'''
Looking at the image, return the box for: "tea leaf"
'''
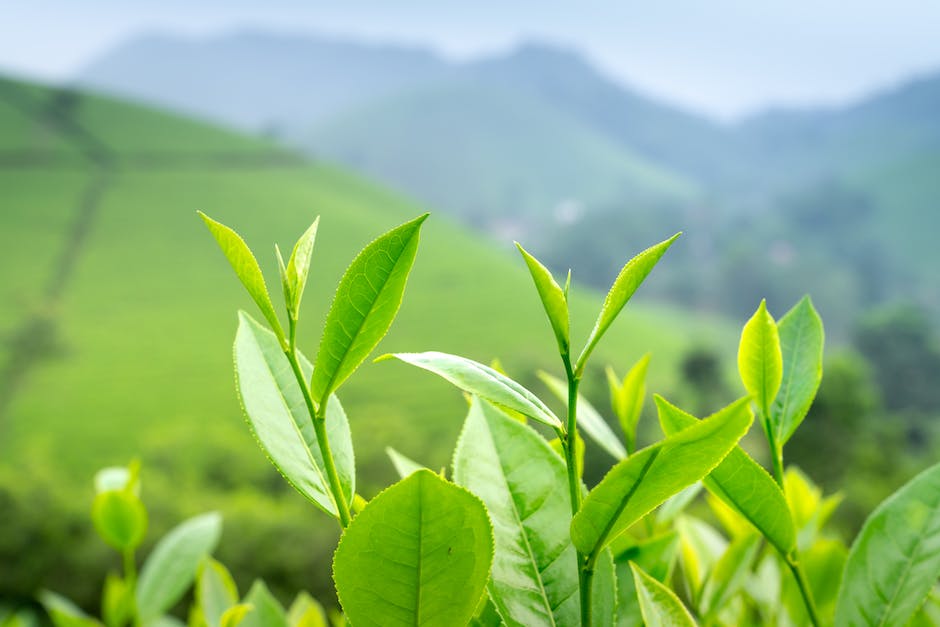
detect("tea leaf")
[835,462,940,626]
[538,370,626,460]
[333,470,493,627]
[197,559,239,627]
[737,300,782,418]
[576,234,679,374]
[91,490,147,551]
[235,312,355,517]
[312,214,427,402]
[515,242,569,355]
[607,354,650,453]
[136,512,222,623]
[772,296,824,444]
[453,398,579,625]
[612,532,680,627]
[385,447,426,479]
[285,217,320,320]
[287,592,328,627]
[572,398,751,556]
[239,581,288,627]
[699,534,761,619]
[655,396,796,557]
[102,574,132,627]
[382,352,561,429]
[39,590,103,627]
[199,212,283,340]
[220,605,253,627]
[630,563,697,627]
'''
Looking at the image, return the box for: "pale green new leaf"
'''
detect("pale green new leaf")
[285,217,319,319]
[287,592,328,627]
[197,559,239,627]
[538,370,626,460]
[235,312,355,517]
[576,234,679,374]
[333,470,493,627]
[91,490,147,551]
[737,299,782,417]
[311,214,427,402]
[102,573,132,627]
[136,512,222,623]
[516,242,569,355]
[199,212,283,339]
[39,591,103,627]
[607,354,650,454]
[383,352,561,429]
[612,532,679,627]
[655,396,796,557]
[835,462,940,626]
[220,605,253,627]
[385,447,427,479]
[239,581,288,627]
[772,296,824,444]
[630,563,697,627]
[452,397,580,626]
[571,398,752,556]
[699,534,760,619]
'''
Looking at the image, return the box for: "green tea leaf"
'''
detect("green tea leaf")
[538,370,626,460]
[102,573,132,627]
[285,217,319,320]
[91,490,147,551]
[312,214,427,402]
[572,398,751,556]
[220,605,253,627]
[235,312,355,517]
[612,532,679,627]
[333,470,493,627]
[699,534,760,619]
[576,234,679,374]
[136,512,222,623]
[385,447,427,479]
[197,559,239,627]
[287,592,328,627]
[199,212,283,340]
[383,352,561,429]
[630,563,697,627]
[835,462,940,626]
[453,398,579,625]
[676,517,727,607]
[515,242,570,355]
[468,595,502,627]
[39,590,103,627]
[737,300,782,418]
[772,296,824,444]
[239,581,288,627]
[655,396,795,557]
[607,355,650,454]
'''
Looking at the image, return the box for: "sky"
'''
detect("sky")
[4,1,940,120]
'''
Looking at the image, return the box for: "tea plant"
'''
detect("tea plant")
[194,211,940,626]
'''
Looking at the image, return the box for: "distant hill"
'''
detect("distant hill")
[78,30,449,132]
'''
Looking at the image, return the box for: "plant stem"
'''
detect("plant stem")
[562,354,592,627]
[284,348,352,528]
[787,557,821,627]
[762,412,785,487]
[123,548,140,627]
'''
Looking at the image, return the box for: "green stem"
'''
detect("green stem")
[561,354,591,627]
[284,348,352,528]
[787,557,821,627]
[123,548,139,627]
[761,411,785,487]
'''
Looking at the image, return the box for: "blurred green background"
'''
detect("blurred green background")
[2,1,940,616]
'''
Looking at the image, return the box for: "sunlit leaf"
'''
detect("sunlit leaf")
[197,559,239,627]
[285,217,320,320]
[630,563,697,627]
[772,296,824,444]
[333,470,493,627]
[737,299,782,418]
[311,214,427,402]
[607,354,650,454]
[516,242,570,355]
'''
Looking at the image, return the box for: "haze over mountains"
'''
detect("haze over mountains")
[77,30,940,329]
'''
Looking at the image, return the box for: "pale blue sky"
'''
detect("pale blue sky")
[4,1,940,119]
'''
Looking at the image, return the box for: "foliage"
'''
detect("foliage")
[28,214,940,626]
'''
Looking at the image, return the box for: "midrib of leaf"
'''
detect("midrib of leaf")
[874,495,940,626]
[774,315,806,439]
[253,335,334,512]
[590,448,661,558]
[758,326,774,416]
[415,483,423,627]
[481,420,558,626]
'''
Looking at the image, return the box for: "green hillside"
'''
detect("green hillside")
[0,75,735,605]
[309,79,698,228]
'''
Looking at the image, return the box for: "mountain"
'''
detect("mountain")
[0,74,735,603]
[78,30,449,131]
